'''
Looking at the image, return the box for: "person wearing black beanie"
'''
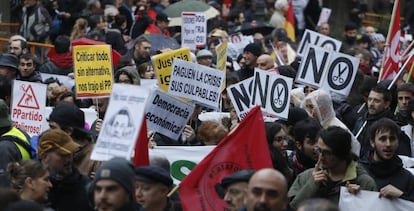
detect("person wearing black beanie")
[237,43,262,81]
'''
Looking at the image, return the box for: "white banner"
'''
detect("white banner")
[227,77,254,120]
[168,59,224,109]
[339,187,414,211]
[181,12,207,50]
[145,89,195,140]
[91,84,149,161]
[297,29,342,57]
[150,146,214,184]
[11,80,47,136]
[251,69,292,120]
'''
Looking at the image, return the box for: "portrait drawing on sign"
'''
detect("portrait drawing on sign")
[104,107,135,139]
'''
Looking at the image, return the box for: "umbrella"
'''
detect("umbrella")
[140,34,180,55]
[233,21,275,36]
[163,0,220,27]
[71,37,122,67]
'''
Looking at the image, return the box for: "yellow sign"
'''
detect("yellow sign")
[73,45,113,98]
[216,41,228,91]
[152,48,191,92]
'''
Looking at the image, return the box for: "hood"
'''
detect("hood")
[48,48,73,68]
[301,89,335,126]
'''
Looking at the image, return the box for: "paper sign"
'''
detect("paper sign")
[227,77,254,120]
[152,48,191,92]
[251,69,292,119]
[73,45,113,98]
[317,8,332,26]
[296,45,331,88]
[11,80,47,136]
[91,84,149,161]
[181,12,207,50]
[145,90,195,140]
[168,59,225,109]
[297,29,342,57]
[216,40,228,91]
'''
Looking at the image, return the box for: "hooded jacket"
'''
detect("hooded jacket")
[301,89,361,156]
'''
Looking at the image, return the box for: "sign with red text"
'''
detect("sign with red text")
[11,80,47,136]
[181,12,207,50]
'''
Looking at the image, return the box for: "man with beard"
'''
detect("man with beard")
[360,118,414,201]
[290,118,321,175]
[241,168,288,211]
[38,129,92,211]
[122,36,151,70]
[92,157,138,211]
[394,83,414,126]
[340,22,358,53]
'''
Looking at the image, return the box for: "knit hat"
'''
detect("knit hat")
[371,33,385,44]
[243,43,262,57]
[0,53,18,71]
[94,157,135,199]
[38,129,80,156]
[135,166,173,187]
[48,102,90,134]
[0,99,12,128]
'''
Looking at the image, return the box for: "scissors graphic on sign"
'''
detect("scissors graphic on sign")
[333,63,347,83]
[274,85,284,106]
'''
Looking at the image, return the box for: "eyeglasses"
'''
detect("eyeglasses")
[273,136,289,142]
[314,147,334,157]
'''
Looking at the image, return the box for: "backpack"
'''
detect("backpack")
[31,6,52,40]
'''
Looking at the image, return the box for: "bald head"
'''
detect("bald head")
[256,54,275,71]
[245,168,288,211]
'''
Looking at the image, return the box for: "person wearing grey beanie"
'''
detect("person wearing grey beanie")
[92,157,139,211]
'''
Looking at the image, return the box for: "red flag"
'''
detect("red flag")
[179,106,273,211]
[380,0,400,80]
[133,118,149,167]
[284,0,295,42]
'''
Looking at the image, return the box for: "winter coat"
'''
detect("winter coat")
[20,4,52,42]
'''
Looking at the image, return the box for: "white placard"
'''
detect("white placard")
[145,89,195,140]
[168,59,225,109]
[11,80,47,136]
[91,84,149,161]
[339,187,414,211]
[251,69,292,120]
[296,45,331,88]
[297,29,342,57]
[227,77,254,120]
[181,12,207,50]
[317,8,332,26]
[150,146,214,184]
[40,73,75,89]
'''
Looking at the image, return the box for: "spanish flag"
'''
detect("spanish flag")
[284,0,295,42]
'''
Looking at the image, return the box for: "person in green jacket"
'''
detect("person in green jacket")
[288,126,376,210]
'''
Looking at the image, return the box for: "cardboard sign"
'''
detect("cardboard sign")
[227,77,254,120]
[73,45,113,98]
[152,48,192,92]
[40,73,74,89]
[296,44,360,96]
[150,146,214,184]
[145,90,195,140]
[11,80,47,136]
[181,12,207,50]
[251,69,292,119]
[91,84,149,161]
[168,59,225,109]
[216,41,228,71]
[317,8,332,26]
[297,29,342,57]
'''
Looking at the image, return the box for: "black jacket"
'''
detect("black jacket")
[360,155,414,202]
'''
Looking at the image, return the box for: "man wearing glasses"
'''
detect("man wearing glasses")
[288,126,376,210]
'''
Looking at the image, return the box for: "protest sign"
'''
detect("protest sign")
[339,187,414,211]
[216,41,228,71]
[145,90,195,140]
[40,73,74,89]
[297,44,359,96]
[152,48,191,92]
[227,77,254,120]
[11,81,47,136]
[317,8,332,26]
[251,69,292,119]
[229,33,254,55]
[42,107,97,132]
[73,45,113,98]
[150,146,214,184]
[181,12,207,50]
[168,59,225,109]
[91,84,149,161]
[297,29,342,57]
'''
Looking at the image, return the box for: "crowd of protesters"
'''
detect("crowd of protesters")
[1,0,414,210]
